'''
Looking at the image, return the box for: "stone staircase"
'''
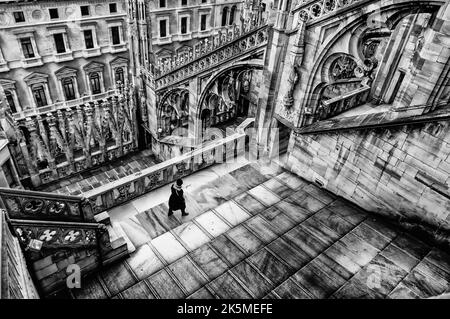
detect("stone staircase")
[64,160,450,299]
[28,210,135,297]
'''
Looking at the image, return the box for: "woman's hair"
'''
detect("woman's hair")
[176,178,183,186]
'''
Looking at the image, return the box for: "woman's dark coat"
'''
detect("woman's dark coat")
[168,184,186,211]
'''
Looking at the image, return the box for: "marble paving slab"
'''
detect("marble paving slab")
[208,173,248,199]
[119,281,156,299]
[210,234,247,266]
[233,192,267,215]
[349,222,391,250]
[230,261,273,298]
[250,161,285,179]
[326,199,368,226]
[98,263,137,297]
[125,244,165,281]
[338,233,380,266]
[189,244,229,280]
[72,276,108,299]
[290,190,329,213]
[245,215,278,244]
[168,256,209,295]
[349,254,407,297]
[146,269,185,299]
[119,217,153,248]
[261,206,297,235]
[150,232,188,264]
[248,248,292,285]
[274,171,309,190]
[274,197,312,223]
[324,242,362,274]
[284,224,331,258]
[379,243,420,272]
[226,225,264,255]
[312,208,357,236]
[228,164,269,189]
[248,185,281,206]
[267,237,312,269]
[195,210,231,237]
[292,260,346,298]
[301,217,341,245]
[388,282,421,299]
[273,278,313,299]
[172,221,211,251]
[208,272,253,299]
[187,287,216,299]
[136,209,170,239]
[214,201,251,226]
[425,249,450,275]
[262,178,296,199]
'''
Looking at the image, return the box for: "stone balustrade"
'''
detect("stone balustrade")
[0,187,94,222]
[12,90,118,120]
[293,0,364,23]
[85,131,250,214]
[155,24,269,90]
[316,84,370,120]
[9,218,102,251]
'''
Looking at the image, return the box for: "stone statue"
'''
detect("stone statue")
[283,17,307,108]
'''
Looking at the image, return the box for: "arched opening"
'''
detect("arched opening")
[157,89,190,139]
[32,84,48,107]
[221,7,229,26]
[198,66,261,142]
[201,109,211,133]
[62,78,76,101]
[115,67,125,84]
[89,72,101,94]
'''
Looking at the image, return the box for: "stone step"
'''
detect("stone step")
[110,220,136,254]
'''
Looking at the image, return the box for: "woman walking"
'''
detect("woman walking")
[168,178,189,217]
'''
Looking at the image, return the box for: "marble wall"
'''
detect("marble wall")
[287,120,450,235]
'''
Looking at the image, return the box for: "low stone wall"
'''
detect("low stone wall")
[288,120,450,235]
[85,131,250,214]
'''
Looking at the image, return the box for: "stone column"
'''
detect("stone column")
[254,8,290,159]
[188,79,201,145]
[394,3,450,112]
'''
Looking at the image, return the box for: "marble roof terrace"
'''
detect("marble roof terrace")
[51,160,450,299]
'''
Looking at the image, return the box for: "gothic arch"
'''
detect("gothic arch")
[157,88,190,138]
[297,0,444,123]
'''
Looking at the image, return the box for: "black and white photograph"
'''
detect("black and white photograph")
[0,0,449,307]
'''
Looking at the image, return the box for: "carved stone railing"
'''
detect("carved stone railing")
[155,24,269,90]
[0,188,94,222]
[12,90,118,120]
[85,131,250,214]
[315,84,370,121]
[1,83,138,187]
[8,218,102,250]
[293,0,364,23]
[156,19,267,76]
